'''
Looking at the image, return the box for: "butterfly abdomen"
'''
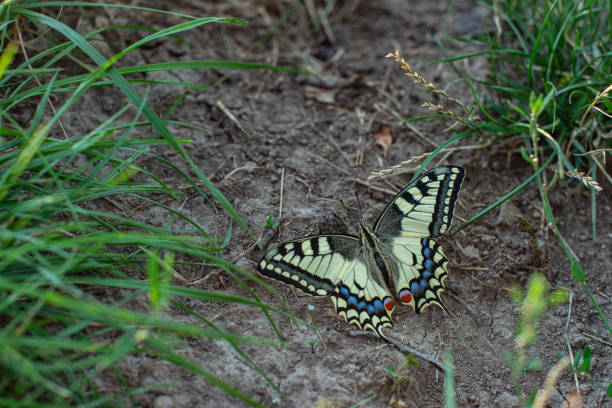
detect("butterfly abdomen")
[359,225,395,294]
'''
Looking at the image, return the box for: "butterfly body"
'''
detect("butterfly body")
[257,165,465,337]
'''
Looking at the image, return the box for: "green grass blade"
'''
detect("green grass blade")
[451,153,556,236]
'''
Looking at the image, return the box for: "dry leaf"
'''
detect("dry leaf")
[374,126,392,157]
[562,388,585,408]
[389,395,408,408]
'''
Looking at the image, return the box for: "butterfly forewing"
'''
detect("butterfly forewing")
[374,166,465,238]
[257,234,396,337]
[257,235,359,296]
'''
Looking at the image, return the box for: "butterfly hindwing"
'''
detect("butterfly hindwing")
[331,249,395,337]
[381,236,449,313]
[374,165,465,238]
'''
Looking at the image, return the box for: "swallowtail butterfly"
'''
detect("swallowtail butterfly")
[257,166,465,338]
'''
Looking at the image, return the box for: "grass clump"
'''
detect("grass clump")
[387,0,610,332]
[0,2,302,406]
[385,0,610,405]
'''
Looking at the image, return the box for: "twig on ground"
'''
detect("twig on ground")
[347,330,446,372]
[306,151,351,175]
[216,100,248,136]
[385,334,447,372]
[577,329,612,348]
[447,291,481,327]
[278,167,285,221]
[220,164,261,183]
[564,292,581,392]
[348,177,396,196]
[453,265,490,272]
[326,131,352,165]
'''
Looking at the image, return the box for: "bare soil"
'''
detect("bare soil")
[56,1,611,407]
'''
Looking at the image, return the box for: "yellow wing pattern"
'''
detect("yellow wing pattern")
[257,165,465,337]
[374,166,464,237]
[376,166,464,313]
[257,235,395,337]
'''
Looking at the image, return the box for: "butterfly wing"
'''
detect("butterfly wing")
[257,166,464,334]
[380,237,450,313]
[257,235,395,337]
[374,165,465,238]
[373,166,464,312]
[331,247,395,337]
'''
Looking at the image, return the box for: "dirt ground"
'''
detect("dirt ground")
[59,1,611,407]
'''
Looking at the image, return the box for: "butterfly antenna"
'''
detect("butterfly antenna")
[354,191,364,225]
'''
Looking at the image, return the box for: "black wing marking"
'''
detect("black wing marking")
[257,234,396,337]
[257,235,360,296]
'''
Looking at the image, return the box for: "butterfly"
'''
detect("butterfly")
[257,165,465,338]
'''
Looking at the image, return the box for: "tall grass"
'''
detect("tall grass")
[0,3,303,406]
[442,0,611,334]
[387,0,610,404]
[388,0,610,333]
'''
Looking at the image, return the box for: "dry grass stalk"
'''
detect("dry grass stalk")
[567,169,603,193]
[532,356,571,408]
[386,50,467,113]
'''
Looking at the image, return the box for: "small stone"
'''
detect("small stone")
[153,395,174,408]
[463,245,480,259]
[495,202,521,226]
[494,391,517,406]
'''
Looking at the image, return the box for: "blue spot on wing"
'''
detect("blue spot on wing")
[404,237,450,313]
[333,283,393,338]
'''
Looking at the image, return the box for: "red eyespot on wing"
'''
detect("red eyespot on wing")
[383,297,395,311]
[399,290,413,304]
